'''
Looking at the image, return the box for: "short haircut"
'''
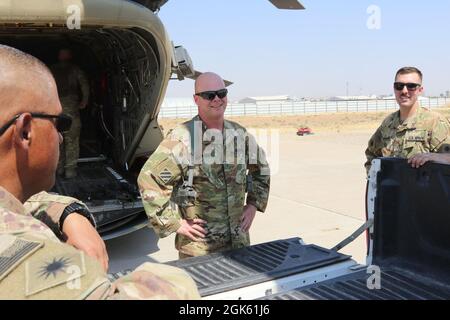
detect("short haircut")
[395,67,423,82]
[0,45,55,121]
[0,44,52,81]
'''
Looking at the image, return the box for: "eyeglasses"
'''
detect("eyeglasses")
[0,113,72,136]
[394,82,422,91]
[195,89,228,101]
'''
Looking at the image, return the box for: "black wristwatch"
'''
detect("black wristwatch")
[59,203,97,229]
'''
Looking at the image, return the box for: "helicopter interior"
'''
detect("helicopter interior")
[0,27,162,208]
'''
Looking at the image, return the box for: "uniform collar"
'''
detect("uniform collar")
[193,115,230,132]
[224,119,234,131]
[0,186,26,215]
[192,115,209,132]
[390,107,424,132]
[193,115,229,147]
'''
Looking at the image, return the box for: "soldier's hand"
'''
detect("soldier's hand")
[62,213,109,272]
[408,153,439,168]
[241,204,257,232]
[176,219,207,242]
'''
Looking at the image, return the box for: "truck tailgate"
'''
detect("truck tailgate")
[166,238,351,297]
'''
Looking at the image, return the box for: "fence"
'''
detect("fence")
[159,97,450,119]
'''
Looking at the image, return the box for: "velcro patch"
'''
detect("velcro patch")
[406,136,426,142]
[159,168,173,184]
[406,130,427,142]
[0,235,43,281]
[25,251,86,296]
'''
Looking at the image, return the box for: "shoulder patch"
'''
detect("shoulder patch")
[159,168,173,184]
[25,251,86,296]
[0,235,43,281]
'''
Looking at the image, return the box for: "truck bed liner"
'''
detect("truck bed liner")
[262,268,450,300]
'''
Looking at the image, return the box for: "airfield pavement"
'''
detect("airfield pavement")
[106,108,450,273]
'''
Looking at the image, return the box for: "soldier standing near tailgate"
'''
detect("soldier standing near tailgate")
[51,48,89,179]
[365,67,450,172]
[138,72,271,259]
[0,45,199,300]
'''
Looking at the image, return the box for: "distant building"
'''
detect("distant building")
[238,95,293,104]
[329,95,377,101]
[161,97,196,108]
[446,91,450,98]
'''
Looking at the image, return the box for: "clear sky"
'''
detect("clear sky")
[158,0,450,101]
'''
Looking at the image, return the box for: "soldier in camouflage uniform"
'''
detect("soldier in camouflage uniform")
[138,72,271,258]
[24,191,109,272]
[365,67,450,172]
[51,48,90,179]
[0,187,199,299]
[0,45,200,300]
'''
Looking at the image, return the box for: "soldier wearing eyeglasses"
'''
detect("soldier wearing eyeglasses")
[0,45,199,300]
[365,67,450,172]
[138,72,271,259]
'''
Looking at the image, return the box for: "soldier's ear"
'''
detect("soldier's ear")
[418,86,424,95]
[14,114,32,149]
[193,94,200,106]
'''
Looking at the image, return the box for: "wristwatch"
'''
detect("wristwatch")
[59,203,97,229]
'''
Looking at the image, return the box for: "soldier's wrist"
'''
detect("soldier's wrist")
[59,203,96,231]
[246,201,262,213]
[155,218,182,238]
[169,219,182,234]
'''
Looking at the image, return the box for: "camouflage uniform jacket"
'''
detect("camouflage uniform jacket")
[24,191,90,241]
[138,116,271,257]
[50,62,89,116]
[365,107,450,172]
[0,186,200,299]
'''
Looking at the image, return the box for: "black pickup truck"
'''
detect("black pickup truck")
[110,158,450,300]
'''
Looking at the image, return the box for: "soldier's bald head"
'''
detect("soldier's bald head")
[0,45,57,123]
[0,46,63,200]
[195,72,225,93]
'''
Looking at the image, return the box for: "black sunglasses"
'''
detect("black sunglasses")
[195,89,228,101]
[0,112,72,136]
[394,82,421,91]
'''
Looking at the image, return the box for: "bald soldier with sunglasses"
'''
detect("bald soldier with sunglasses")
[0,45,199,299]
[365,67,450,172]
[138,72,270,259]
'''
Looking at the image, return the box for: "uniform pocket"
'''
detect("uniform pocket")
[199,164,225,189]
[380,131,395,153]
[235,164,247,184]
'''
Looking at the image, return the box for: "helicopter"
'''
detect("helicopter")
[0,0,304,239]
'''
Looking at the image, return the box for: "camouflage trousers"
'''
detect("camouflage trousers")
[59,99,81,172]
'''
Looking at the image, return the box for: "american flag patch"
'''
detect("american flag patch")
[0,235,43,281]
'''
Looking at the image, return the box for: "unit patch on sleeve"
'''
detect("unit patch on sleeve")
[25,251,86,296]
[159,168,173,184]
